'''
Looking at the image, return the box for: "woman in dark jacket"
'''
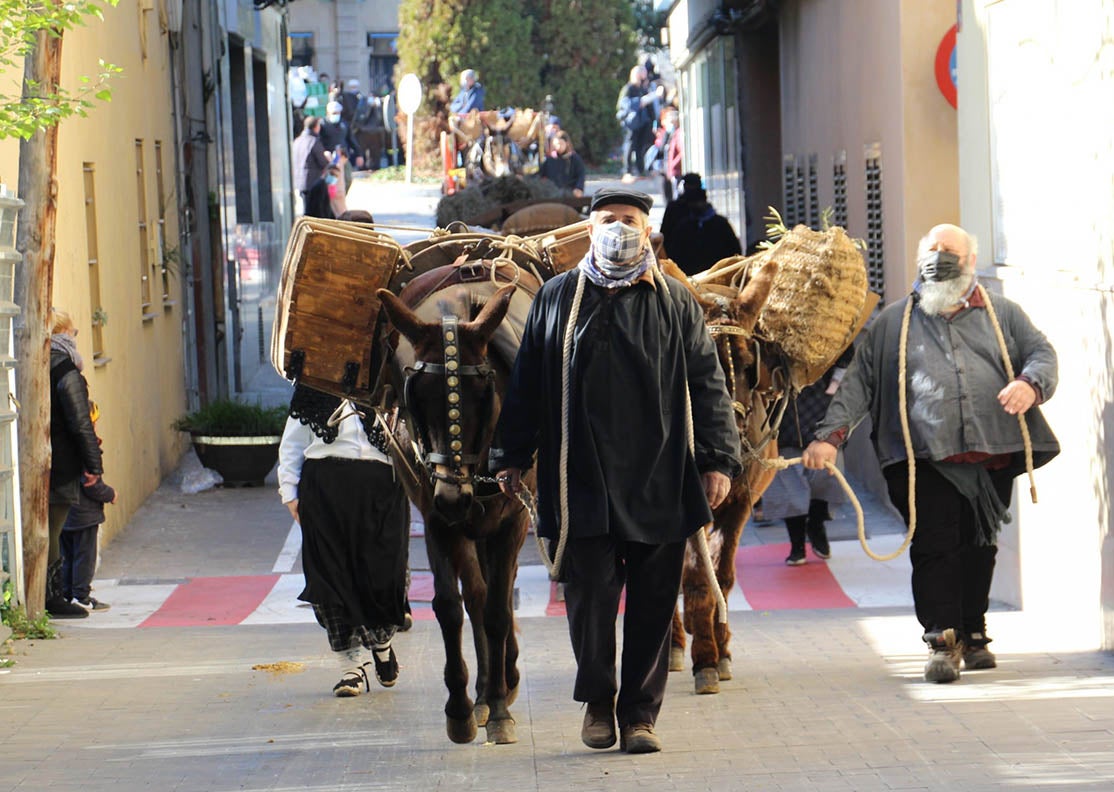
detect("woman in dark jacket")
[538,131,586,195]
[47,309,103,618]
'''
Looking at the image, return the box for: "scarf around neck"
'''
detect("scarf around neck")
[51,333,84,372]
[577,245,653,289]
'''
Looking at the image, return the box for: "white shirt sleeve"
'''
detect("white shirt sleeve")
[277,416,311,504]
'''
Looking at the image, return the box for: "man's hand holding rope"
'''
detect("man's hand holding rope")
[495,468,524,498]
[802,440,838,472]
[998,379,1037,416]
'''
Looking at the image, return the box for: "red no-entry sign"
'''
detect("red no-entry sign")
[935,24,958,109]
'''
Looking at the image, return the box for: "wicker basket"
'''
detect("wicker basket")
[756,224,868,389]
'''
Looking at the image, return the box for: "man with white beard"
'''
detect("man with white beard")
[802,223,1060,683]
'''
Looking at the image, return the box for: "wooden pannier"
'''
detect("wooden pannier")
[272,217,407,405]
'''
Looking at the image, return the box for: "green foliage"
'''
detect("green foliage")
[396,0,637,167]
[526,0,638,165]
[173,399,288,437]
[0,0,122,140]
[1,580,56,639]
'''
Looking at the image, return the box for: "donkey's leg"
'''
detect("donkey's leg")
[427,527,478,743]
[710,496,752,682]
[683,531,722,694]
[669,606,687,672]
[457,543,489,727]
[478,520,525,744]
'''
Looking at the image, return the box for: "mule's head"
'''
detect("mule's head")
[377,284,515,520]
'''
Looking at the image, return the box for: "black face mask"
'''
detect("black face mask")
[919,250,962,282]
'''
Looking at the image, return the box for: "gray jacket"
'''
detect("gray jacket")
[814,288,1060,472]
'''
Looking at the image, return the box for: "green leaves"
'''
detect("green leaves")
[0,1,122,140]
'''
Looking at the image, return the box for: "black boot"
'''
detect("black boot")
[785,516,807,565]
[806,499,831,559]
[45,559,88,619]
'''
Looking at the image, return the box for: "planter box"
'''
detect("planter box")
[191,435,281,487]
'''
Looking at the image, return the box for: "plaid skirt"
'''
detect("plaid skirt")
[297,457,409,652]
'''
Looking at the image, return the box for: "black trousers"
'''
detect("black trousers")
[562,534,685,728]
[884,461,1012,638]
[60,526,99,601]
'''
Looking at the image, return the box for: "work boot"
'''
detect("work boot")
[963,632,997,670]
[581,698,616,749]
[620,723,662,754]
[806,499,832,559]
[45,559,88,619]
[923,628,963,683]
[785,516,807,565]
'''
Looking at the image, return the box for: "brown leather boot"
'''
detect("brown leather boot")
[581,699,616,749]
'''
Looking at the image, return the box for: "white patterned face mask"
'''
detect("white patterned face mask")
[591,221,645,269]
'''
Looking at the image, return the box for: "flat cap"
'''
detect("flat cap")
[589,187,653,214]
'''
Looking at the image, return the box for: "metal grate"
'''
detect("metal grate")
[782,154,797,226]
[807,153,819,229]
[833,151,848,229]
[864,143,884,299]
[795,164,806,231]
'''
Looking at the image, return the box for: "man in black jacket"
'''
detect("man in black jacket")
[491,188,741,754]
[48,309,103,618]
[660,173,742,276]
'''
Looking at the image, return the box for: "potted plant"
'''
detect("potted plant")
[173,399,288,486]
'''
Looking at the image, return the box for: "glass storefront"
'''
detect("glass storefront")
[680,35,744,242]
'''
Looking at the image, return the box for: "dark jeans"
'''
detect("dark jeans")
[621,126,652,176]
[884,461,1012,638]
[60,526,99,601]
[561,534,685,728]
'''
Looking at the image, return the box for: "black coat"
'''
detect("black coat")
[538,151,586,192]
[62,477,115,531]
[50,349,102,504]
[490,268,742,544]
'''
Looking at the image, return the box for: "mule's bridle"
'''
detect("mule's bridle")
[706,322,791,463]
[403,315,496,487]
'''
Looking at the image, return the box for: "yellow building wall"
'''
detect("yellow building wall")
[1,2,188,546]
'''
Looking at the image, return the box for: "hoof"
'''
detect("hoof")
[717,656,733,681]
[473,702,490,728]
[447,714,478,744]
[669,646,685,672]
[485,717,518,744]
[694,667,720,695]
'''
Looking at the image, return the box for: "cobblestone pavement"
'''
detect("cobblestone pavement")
[4,178,1111,792]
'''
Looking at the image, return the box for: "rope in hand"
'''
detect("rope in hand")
[762,455,897,561]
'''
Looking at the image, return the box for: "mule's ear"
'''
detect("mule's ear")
[464,284,515,339]
[734,259,779,335]
[377,288,429,342]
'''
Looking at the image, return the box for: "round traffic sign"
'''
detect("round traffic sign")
[935,24,957,109]
[398,73,422,115]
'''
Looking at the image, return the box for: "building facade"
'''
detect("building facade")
[285,0,402,96]
[0,0,292,580]
[957,0,1114,650]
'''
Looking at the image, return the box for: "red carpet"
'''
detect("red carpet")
[736,544,855,610]
[140,575,281,627]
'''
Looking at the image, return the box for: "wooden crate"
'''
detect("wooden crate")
[272,217,406,404]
